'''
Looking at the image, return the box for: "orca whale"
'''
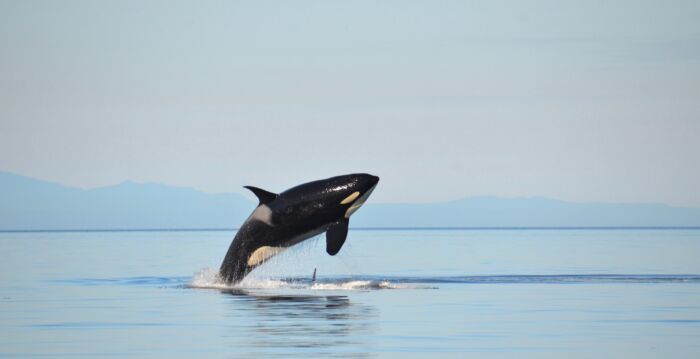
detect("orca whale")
[219,173,380,284]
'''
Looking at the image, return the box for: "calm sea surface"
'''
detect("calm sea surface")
[1,228,699,358]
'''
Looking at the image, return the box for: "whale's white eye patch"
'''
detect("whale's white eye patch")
[340,191,360,205]
[248,246,285,266]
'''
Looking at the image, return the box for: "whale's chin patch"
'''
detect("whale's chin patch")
[247,246,286,266]
[344,184,376,218]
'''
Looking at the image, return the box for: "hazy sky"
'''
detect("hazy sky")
[1,0,699,205]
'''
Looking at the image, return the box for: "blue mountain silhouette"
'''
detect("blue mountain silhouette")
[1,171,698,230]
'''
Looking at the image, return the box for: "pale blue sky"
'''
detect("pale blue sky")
[1,0,699,205]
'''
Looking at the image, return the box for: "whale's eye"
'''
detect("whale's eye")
[340,191,360,205]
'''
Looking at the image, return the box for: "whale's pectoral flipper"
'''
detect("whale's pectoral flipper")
[244,186,278,205]
[326,219,349,255]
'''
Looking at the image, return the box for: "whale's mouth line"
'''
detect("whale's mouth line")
[345,184,377,218]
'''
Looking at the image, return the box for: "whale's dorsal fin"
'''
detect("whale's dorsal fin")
[326,218,349,256]
[244,186,278,205]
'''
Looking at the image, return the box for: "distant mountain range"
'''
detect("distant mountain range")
[1,171,699,230]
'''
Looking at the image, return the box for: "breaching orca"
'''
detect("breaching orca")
[219,173,380,284]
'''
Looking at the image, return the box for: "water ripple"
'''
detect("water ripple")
[51,273,700,290]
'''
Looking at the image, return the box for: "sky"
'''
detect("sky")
[1,0,699,206]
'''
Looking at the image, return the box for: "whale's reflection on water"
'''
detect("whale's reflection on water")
[222,289,377,357]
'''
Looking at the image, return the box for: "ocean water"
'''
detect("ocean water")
[1,228,699,358]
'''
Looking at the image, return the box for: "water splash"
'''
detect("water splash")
[187,267,434,290]
[188,267,229,289]
[309,280,427,290]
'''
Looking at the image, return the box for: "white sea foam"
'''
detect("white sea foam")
[188,267,304,290]
[188,267,433,291]
[188,267,230,289]
[309,280,429,290]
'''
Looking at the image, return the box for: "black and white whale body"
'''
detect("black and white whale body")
[219,173,379,284]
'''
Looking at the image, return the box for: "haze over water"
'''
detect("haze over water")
[1,228,699,358]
